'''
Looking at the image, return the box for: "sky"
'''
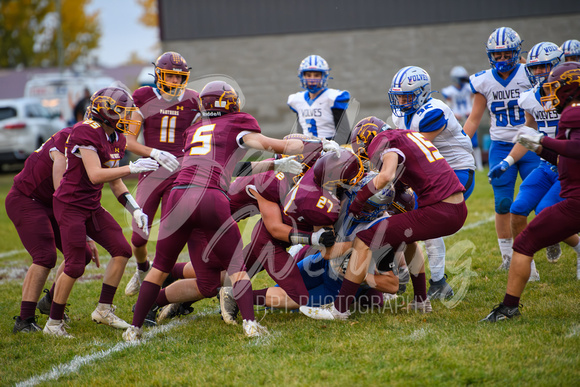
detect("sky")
[86,0,160,68]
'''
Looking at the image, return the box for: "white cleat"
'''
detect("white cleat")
[242,319,269,338]
[383,292,398,302]
[407,298,433,313]
[498,254,511,271]
[125,262,150,296]
[43,318,74,338]
[528,269,540,282]
[219,287,239,325]
[91,304,130,329]
[299,303,350,321]
[156,303,180,324]
[123,325,143,342]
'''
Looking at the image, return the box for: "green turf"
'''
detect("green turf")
[1,170,579,386]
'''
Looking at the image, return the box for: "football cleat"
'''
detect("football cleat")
[480,303,521,322]
[407,298,432,313]
[37,288,70,322]
[528,268,540,282]
[123,325,143,342]
[498,254,511,271]
[13,316,42,333]
[546,244,561,263]
[218,287,239,325]
[382,293,398,302]
[427,274,454,300]
[299,303,351,321]
[242,319,269,338]
[125,262,150,296]
[157,303,195,324]
[43,318,74,338]
[91,304,130,329]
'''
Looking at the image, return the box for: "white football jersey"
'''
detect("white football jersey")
[441,83,473,121]
[469,63,532,142]
[392,98,475,171]
[287,88,350,139]
[518,85,560,139]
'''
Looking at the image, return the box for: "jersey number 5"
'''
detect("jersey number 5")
[189,124,214,155]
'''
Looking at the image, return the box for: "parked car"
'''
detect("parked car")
[0,97,66,166]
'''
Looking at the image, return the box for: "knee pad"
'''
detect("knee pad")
[109,243,132,259]
[63,261,86,279]
[495,197,513,214]
[130,232,148,249]
[34,255,58,270]
[197,282,219,298]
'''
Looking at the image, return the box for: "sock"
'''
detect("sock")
[137,260,150,272]
[411,272,427,303]
[334,278,360,313]
[155,288,169,308]
[98,283,117,305]
[132,281,161,328]
[252,288,268,306]
[49,301,67,321]
[20,301,37,320]
[170,262,187,279]
[503,293,520,308]
[357,288,383,308]
[498,238,513,262]
[49,283,56,299]
[232,279,255,321]
[425,237,446,282]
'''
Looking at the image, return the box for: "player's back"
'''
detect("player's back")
[554,104,580,198]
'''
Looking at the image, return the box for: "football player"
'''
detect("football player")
[123,52,200,298]
[288,55,351,144]
[482,61,580,321]
[6,127,99,333]
[42,87,159,337]
[123,80,341,340]
[463,27,541,271]
[560,40,580,62]
[389,67,475,300]
[300,126,468,320]
[488,42,580,273]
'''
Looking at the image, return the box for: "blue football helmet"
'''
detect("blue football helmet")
[450,66,469,86]
[388,66,432,117]
[486,27,522,73]
[525,42,563,86]
[298,55,330,94]
[560,39,580,62]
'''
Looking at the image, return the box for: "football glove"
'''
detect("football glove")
[514,127,544,152]
[321,139,341,158]
[311,227,336,248]
[133,209,149,236]
[150,148,179,172]
[274,156,304,174]
[129,158,159,174]
[487,156,514,183]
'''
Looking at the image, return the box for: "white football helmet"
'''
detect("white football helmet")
[525,42,563,86]
[388,66,432,117]
[560,39,580,62]
[486,27,522,73]
[450,66,469,85]
[298,55,330,93]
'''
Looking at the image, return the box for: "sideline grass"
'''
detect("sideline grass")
[1,170,579,386]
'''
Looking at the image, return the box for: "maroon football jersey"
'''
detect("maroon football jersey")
[553,104,580,199]
[175,112,261,192]
[282,169,341,231]
[13,127,72,206]
[132,86,200,157]
[54,120,126,210]
[367,129,464,207]
[228,170,294,219]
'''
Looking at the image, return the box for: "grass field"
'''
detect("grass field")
[1,169,579,386]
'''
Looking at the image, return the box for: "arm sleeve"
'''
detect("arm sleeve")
[541,134,580,160]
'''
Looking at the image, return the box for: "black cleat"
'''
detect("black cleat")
[37,289,71,322]
[144,304,159,327]
[480,303,521,322]
[13,316,42,333]
[427,274,454,300]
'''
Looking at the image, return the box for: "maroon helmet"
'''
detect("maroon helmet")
[200,81,240,116]
[281,133,322,177]
[541,61,580,113]
[387,183,415,215]
[87,87,141,134]
[154,51,191,98]
[351,116,387,161]
[312,147,364,192]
